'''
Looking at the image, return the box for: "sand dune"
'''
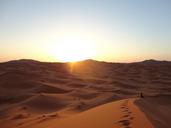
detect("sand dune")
[22,94,69,113]
[11,98,154,128]
[0,59,171,128]
[135,95,171,128]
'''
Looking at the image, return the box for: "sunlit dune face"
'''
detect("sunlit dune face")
[51,37,95,62]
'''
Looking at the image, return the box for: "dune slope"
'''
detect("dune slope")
[135,95,171,128]
[18,98,153,128]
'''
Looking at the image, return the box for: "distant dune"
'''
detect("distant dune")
[0,59,171,128]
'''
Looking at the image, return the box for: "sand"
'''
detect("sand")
[23,98,154,128]
[0,98,155,128]
[0,59,170,128]
[135,95,171,128]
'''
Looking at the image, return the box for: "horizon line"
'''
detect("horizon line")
[1,58,171,64]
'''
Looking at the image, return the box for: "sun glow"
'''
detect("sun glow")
[50,37,96,62]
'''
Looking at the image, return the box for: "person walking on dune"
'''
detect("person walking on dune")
[140,92,144,98]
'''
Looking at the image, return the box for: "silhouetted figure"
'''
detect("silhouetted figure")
[140,92,144,98]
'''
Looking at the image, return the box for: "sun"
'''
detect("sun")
[51,37,95,62]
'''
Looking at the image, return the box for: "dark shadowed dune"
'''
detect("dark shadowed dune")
[22,94,69,113]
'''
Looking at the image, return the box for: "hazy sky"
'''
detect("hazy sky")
[0,0,171,62]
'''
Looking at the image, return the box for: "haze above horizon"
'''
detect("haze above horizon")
[0,0,171,62]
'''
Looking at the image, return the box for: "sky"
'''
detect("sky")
[0,0,171,62]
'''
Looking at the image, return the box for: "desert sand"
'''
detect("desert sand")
[20,98,154,128]
[0,59,171,128]
[135,95,171,128]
